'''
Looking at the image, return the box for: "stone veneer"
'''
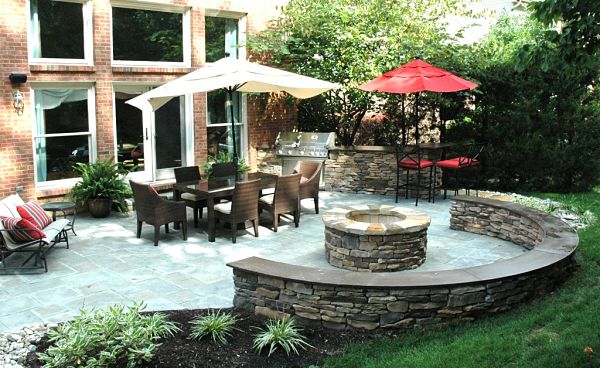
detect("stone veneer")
[322,205,431,272]
[228,196,578,331]
[255,146,443,197]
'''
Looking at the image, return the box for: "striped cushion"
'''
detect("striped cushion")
[17,201,52,229]
[0,216,45,242]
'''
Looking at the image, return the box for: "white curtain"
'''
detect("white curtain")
[30,0,42,58]
[35,89,88,182]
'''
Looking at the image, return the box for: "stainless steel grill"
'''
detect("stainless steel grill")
[274,132,335,182]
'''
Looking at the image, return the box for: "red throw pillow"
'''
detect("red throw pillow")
[0,216,45,242]
[17,201,52,229]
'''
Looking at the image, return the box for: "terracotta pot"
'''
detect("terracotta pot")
[88,198,112,218]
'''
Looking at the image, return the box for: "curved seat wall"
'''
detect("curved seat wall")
[227,196,578,330]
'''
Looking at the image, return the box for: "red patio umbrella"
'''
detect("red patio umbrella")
[358,57,478,143]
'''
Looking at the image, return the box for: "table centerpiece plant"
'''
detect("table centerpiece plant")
[201,151,249,178]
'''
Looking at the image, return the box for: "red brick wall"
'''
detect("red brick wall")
[0,0,290,201]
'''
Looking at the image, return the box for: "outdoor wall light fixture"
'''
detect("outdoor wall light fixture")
[12,91,24,115]
[9,73,27,115]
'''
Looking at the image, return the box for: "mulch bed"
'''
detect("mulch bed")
[27,308,387,368]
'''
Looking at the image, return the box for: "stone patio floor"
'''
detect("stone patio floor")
[0,192,527,332]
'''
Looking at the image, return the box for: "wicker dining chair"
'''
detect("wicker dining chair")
[294,161,322,214]
[174,166,207,227]
[130,180,188,246]
[211,162,236,177]
[213,179,261,243]
[259,173,301,232]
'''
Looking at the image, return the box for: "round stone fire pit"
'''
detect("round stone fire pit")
[322,205,431,272]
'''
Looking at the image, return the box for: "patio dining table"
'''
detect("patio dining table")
[173,172,277,242]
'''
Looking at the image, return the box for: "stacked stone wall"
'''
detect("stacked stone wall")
[228,197,578,331]
[253,147,282,175]
[449,200,543,249]
[232,256,574,330]
[325,227,427,272]
[254,146,442,196]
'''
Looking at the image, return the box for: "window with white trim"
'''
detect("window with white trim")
[205,16,245,158]
[28,0,93,65]
[111,2,190,67]
[32,86,96,184]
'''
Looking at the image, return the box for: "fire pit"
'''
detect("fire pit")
[322,205,431,272]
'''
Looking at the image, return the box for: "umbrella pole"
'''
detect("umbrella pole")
[401,97,406,145]
[227,88,238,170]
[415,92,420,144]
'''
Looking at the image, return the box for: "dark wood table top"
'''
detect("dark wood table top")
[175,172,277,196]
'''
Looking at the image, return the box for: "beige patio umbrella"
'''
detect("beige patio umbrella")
[127,57,340,161]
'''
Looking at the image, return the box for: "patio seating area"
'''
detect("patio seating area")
[0,191,528,333]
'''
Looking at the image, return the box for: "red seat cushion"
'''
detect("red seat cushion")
[398,159,433,169]
[0,216,45,242]
[435,157,480,169]
[16,201,52,229]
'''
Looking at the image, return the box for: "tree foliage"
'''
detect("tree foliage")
[249,0,471,145]
[448,10,600,192]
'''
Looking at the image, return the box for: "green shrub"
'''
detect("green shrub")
[201,151,249,178]
[189,310,239,345]
[253,316,312,357]
[37,301,180,368]
[69,158,133,212]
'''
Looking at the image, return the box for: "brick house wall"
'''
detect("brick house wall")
[0,0,294,201]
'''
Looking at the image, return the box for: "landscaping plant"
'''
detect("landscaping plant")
[253,316,312,357]
[189,310,240,345]
[69,158,133,212]
[201,151,249,178]
[37,301,180,368]
[250,0,472,146]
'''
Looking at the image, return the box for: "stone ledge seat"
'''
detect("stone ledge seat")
[227,196,578,330]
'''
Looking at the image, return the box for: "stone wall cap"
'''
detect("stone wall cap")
[227,256,481,288]
[329,145,395,153]
[322,205,431,235]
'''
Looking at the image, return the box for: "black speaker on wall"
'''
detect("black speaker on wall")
[9,73,27,84]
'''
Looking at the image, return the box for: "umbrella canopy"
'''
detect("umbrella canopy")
[358,58,477,143]
[126,57,340,162]
[358,58,477,94]
[127,57,341,111]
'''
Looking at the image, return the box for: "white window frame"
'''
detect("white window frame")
[27,0,94,66]
[110,1,191,68]
[204,13,248,159]
[30,83,97,189]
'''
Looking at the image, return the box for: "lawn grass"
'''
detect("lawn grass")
[324,189,600,368]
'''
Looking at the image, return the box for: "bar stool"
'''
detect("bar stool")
[435,144,484,199]
[395,144,434,206]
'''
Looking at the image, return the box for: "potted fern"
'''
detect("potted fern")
[201,152,249,178]
[69,158,132,218]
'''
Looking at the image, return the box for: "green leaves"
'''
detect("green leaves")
[201,152,249,178]
[249,0,471,145]
[38,301,180,368]
[68,158,132,212]
[253,316,312,357]
[189,310,240,345]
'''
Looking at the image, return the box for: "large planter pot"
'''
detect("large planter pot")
[88,198,112,218]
